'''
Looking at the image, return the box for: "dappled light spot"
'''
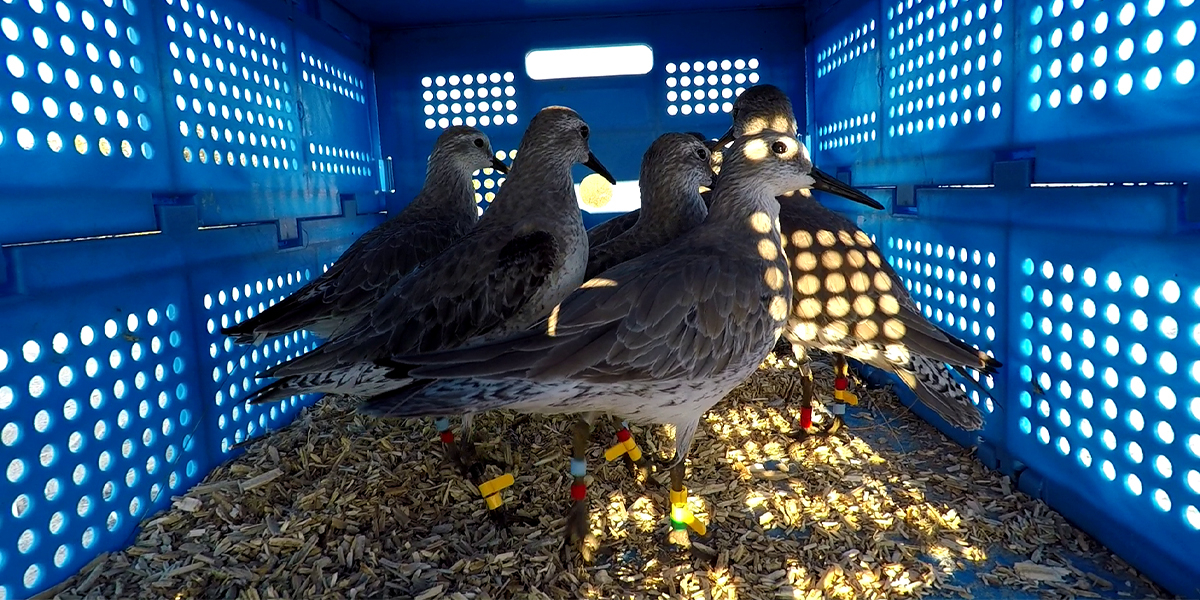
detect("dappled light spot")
[791,320,819,341]
[821,250,844,269]
[749,212,773,233]
[867,251,883,267]
[826,296,852,318]
[853,230,873,246]
[797,274,821,295]
[824,320,850,341]
[581,278,617,289]
[847,249,867,268]
[884,318,907,340]
[874,272,893,292]
[880,294,901,315]
[850,271,871,292]
[763,267,785,291]
[853,295,876,316]
[837,230,856,246]
[795,251,818,272]
[769,296,790,321]
[797,298,823,320]
[825,273,848,294]
[816,230,838,247]
[855,320,881,340]
[791,230,814,248]
[757,239,779,260]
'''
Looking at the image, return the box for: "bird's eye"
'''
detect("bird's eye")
[771,141,789,154]
[695,148,708,160]
[473,138,485,148]
[579,125,590,140]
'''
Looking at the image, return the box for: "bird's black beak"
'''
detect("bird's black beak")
[583,152,616,184]
[810,167,884,210]
[490,157,509,174]
[712,126,736,151]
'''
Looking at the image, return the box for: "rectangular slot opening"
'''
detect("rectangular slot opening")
[525,44,654,81]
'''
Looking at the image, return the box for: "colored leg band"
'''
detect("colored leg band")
[478,473,514,510]
[605,429,643,462]
[667,488,707,535]
[435,417,451,432]
[800,406,813,429]
[830,403,847,415]
[439,431,455,444]
[570,458,587,478]
[570,483,587,501]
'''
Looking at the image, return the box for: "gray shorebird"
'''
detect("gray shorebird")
[585,130,884,248]
[222,126,507,345]
[246,107,615,522]
[359,129,815,547]
[714,84,998,434]
[582,132,713,480]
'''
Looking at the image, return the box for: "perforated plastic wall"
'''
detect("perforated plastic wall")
[1,0,383,596]
[810,0,1199,595]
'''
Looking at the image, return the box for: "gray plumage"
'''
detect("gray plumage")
[585,133,712,280]
[245,107,607,404]
[725,85,997,430]
[222,126,498,345]
[585,132,714,248]
[358,130,814,464]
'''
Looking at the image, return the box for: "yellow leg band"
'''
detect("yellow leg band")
[484,493,504,510]
[605,438,641,462]
[668,488,706,535]
[834,389,859,406]
[478,473,514,497]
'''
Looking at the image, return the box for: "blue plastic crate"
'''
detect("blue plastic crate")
[3,0,1198,597]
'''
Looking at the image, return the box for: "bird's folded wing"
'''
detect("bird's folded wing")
[405,247,768,384]
[264,227,561,377]
[586,210,640,247]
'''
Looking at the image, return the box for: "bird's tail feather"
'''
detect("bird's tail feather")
[899,355,984,431]
[245,378,306,406]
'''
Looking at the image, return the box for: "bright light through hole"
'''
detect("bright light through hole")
[526,44,654,81]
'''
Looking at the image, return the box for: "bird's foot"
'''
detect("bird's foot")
[667,487,707,547]
[790,414,846,440]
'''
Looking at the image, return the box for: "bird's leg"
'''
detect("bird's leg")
[788,362,820,440]
[444,415,517,528]
[823,354,858,436]
[566,418,594,548]
[604,418,648,476]
[666,459,707,547]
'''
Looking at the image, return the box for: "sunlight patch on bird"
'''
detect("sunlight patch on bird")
[847,250,867,268]
[826,296,852,318]
[743,137,771,161]
[883,318,906,340]
[879,294,900,315]
[824,321,850,342]
[853,295,875,316]
[794,251,817,271]
[769,296,789,321]
[797,274,820,295]
[763,267,786,291]
[837,230,856,246]
[825,273,847,294]
[855,320,880,341]
[816,230,837,247]
[791,231,814,248]
[874,273,893,292]
[757,239,779,260]
[749,212,773,233]
[546,304,561,337]
[849,272,871,293]
[581,278,618,289]
[821,250,843,269]
[797,298,823,319]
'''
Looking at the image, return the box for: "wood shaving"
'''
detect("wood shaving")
[39,352,1168,600]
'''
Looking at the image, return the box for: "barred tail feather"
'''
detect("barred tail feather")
[901,355,984,431]
[245,378,307,406]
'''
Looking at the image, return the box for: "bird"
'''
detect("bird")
[357,129,816,547]
[584,132,713,249]
[713,84,998,434]
[221,126,507,346]
[244,106,615,521]
[585,131,885,249]
[580,132,714,479]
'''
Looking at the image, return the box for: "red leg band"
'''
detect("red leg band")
[801,406,813,429]
[570,483,587,501]
[439,431,455,444]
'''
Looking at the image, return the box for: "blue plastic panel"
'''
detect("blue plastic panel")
[0,0,171,189]
[0,203,381,599]
[372,8,806,215]
[295,28,376,197]
[812,1,884,167]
